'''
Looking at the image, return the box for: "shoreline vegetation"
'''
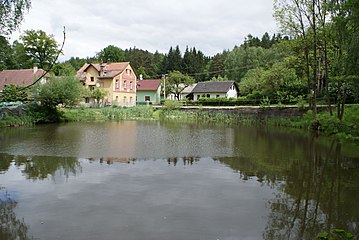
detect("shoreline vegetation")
[1,103,358,145]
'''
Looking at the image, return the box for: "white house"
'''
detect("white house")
[191,81,239,100]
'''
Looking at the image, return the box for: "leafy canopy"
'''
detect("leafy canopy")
[0,0,31,35]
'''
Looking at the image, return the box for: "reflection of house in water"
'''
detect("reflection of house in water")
[78,122,137,159]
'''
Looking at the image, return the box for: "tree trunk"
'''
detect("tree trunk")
[312,0,318,116]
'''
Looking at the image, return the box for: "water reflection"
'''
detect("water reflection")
[216,138,359,239]
[0,188,32,240]
[0,122,359,240]
[0,153,81,180]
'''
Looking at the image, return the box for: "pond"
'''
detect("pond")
[0,121,358,240]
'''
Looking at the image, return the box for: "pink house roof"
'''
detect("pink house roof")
[0,68,46,92]
[137,79,161,91]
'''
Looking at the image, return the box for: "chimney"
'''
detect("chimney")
[100,63,106,77]
[139,74,143,80]
[33,65,38,74]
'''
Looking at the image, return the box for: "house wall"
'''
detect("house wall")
[112,65,136,106]
[82,64,137,107]
[227,86,238,98]
[137,89,161,104]
[85,66,99,88]
[194,93,227,100]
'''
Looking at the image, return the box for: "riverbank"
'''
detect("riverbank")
[1,104,358,144]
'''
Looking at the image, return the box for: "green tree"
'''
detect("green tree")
[11,40,33,69]
[182,47,207,81]
[165,71,195,100]
[0,0,31,35]
[64,57,87,71]
[1,84,28,102]
[162,46,182,73]
[329,0,359,120]
[34,76,83,109]
[52,63,76,76]
[123,47,164,78]
[20,29,59,69]
[206,50,229,80]
[0,35,16,70]
[91,88,107,107]
[224,46,268,82]
[96,45,125,63]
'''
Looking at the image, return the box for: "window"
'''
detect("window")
[206,94,210,98]
[197,95,200,100]
[90,76,94,82]
[115,80,119,89]
[145,96,150,101]
[123,80,127,89]
[123,96,126,104]
[130,81,133,90]
[115,96,118,102]
[130,96,133,103]
[216,95,220,98]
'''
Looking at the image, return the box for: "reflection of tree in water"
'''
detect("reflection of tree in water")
[15,155,81,180]
[216,138,359,240]
[0,188,32,240]
[0,153,81,181]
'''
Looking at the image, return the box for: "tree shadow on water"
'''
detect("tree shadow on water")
[0,188,32,240]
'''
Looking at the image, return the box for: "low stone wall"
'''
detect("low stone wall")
[177,106,326,118]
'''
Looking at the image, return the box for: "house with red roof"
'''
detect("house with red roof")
[77,62,137,106]
[0,66,47,93]
[136,79,161,105]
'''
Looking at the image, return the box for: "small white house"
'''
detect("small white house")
[191,81,239,100]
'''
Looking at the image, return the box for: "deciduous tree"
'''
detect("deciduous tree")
[20,29,59,69]
[165,71,194,100]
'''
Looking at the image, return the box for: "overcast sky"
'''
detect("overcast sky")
[11,0,277,61]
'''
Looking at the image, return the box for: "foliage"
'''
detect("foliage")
[224,46,268,82]
[96,45,125,63]
[1,84,28,102]
[34,76,83,109]
[317,229,356,240]
[165,71,195,100]
[0,36,16,70]
[0,0,31,35]
[91,88,107,107]
[162,100,183,110]
[52,63,76,76]
[20,29,59,69]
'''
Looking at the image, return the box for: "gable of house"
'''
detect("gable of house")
[0,67,46,92]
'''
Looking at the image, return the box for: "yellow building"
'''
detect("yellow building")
[77,62,137,106]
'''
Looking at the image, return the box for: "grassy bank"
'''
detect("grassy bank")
[268,105,359,143]
[1,104,358,144]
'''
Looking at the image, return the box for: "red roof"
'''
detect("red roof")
[137,79,161,91]
[0,68,46,91]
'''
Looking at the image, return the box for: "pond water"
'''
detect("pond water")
[0,121,358,240]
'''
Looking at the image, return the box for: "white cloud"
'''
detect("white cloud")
[11,0,277,60]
